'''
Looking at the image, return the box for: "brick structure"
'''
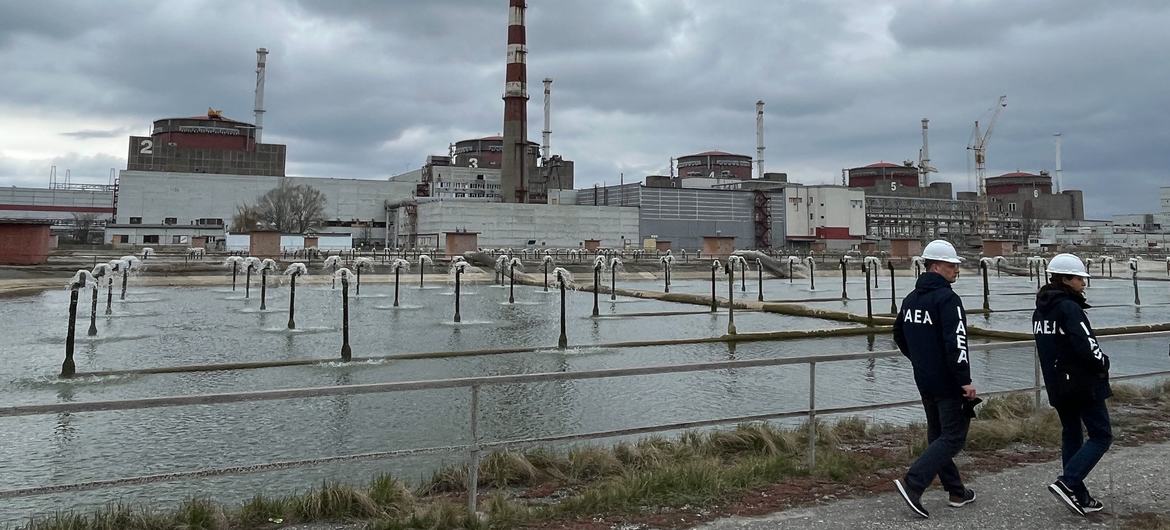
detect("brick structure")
[982,239,1019,256]
[702,235,736,257]
[583,239,601,251]
[249,230,281,258]
[889,238,924,258]
[0,221,53,265]
[445,231,479,258]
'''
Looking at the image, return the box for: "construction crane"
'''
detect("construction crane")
[968,95,1007,235]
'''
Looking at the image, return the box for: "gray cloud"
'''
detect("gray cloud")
[0,0,1166,220]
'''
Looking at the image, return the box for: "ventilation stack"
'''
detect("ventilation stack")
[755,100,765,179]
[253,48,268,144]
[500,0,529,203]
[542,78,552,163]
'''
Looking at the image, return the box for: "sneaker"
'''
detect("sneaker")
[1048,480,1086,516]
[948,488,977,508]
[894,479,930,518]
[1078,495,1104,514]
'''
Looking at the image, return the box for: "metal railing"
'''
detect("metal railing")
[2,331,1168,514]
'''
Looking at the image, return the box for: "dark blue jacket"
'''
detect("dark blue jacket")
[1033,284,1111,406]
[894,272,972,399]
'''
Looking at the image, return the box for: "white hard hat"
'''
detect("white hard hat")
[1045,253,1090,278]
[921,240,963,264]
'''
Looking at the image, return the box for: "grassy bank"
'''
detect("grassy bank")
[16,380,1170,530]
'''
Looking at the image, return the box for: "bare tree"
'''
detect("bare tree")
[71,212,99,243]
[231,180,327,233]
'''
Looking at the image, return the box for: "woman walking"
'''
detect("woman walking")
[1032,253,1112,516]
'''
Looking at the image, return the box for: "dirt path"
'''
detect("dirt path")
[692,439,1170,530]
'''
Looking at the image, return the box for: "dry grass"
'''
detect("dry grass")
[22,379,1170,530]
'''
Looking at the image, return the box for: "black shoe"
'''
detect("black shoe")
[948,488,977,508]
[1048,480,1086,516]
[894,479,930,518]
[1078,494,1104,514]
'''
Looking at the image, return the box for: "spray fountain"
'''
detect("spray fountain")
[495,255,510,286]
[451,260,471,323]
[241,257,262,299]
[755,258,764,302]
[911,256,925,277]
[334,268,356,361]
[87,263,112,336]
[839,256,851,300]
[542,254,555,292]
[322,255,343,289]
[554,267,573,348]
[726,256,747,335]
[1130,257,1142,305]
[259,258,277,310]
[224,256,245,292]
[886,259,897,314]
[508,257,523,304]
[1100,255,1115,278]
[860,257,877,323]
[391,258,410,307]
[710,259,724,312]
[62,270,96,378]
[786,255,799,284]
[417,254,433,288]
[283,263,307,329]
[104,259,125,315]
[805,256,816,291]
[352,257,374,295]
[141,247,154,261]
[660,255,674,293]
[591,255,605,317]
[117,255,141,300]
[979,257,995,311]
[1084,258,1094,287]
[608,256,623,301]
[863,256,881,289]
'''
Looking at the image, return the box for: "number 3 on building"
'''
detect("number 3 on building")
[468,157,478,168]
[139,139,153,154]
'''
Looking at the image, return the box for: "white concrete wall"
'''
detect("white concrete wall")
[0,186,116,220]
[783,186,866,238]
[405,201,639,249]
[115,171,415,238]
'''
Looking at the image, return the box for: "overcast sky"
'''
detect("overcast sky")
[1,0,1166,219]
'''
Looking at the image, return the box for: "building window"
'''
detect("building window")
[164,217,177,225]
[129,217,142,225]
[1009,202,1017,212]
[172,235,185,244]
[143,235,159,244]
[116,235,129,243]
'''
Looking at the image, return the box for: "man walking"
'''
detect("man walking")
[1034,253,1112,516]
[892,239,978,518]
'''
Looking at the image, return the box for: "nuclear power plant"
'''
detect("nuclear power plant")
[5,1,1166,255]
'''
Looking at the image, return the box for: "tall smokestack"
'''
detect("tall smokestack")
[254,48,268,144]
[501,0,529,203]
[542,78,552,163]
[919,118,937,187]
[755,100,765,179]
[1054,132,1063,194]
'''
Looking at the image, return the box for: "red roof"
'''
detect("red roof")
[864,162,903,168]
[685,150,749,157]
[990,171,1042,179]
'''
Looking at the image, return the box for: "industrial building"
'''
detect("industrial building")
[676,151,754,180]
[107,108,415,247]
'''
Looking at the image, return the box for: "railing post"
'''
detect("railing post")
[467,384,481,516]
[807,361,817,469]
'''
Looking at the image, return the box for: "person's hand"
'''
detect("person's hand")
[961,384,977,399]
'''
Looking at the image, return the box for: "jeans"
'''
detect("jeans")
[905,397,970,496]
[1056,399,1113,498]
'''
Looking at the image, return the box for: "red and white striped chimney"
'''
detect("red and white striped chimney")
[500,0,529,203]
